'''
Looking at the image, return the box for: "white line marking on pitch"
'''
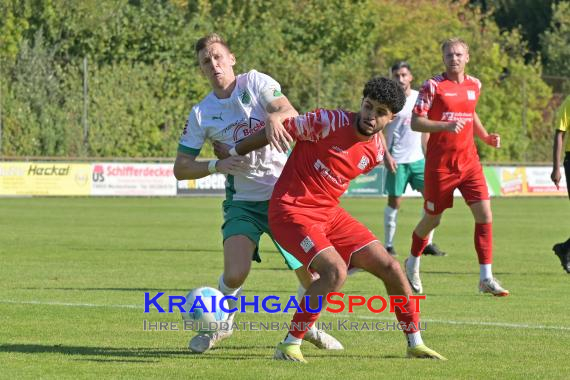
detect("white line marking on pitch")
[1,300,569,331]
[0,300,141,309]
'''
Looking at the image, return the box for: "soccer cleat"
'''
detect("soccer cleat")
[386,246,398,257]
[423,243,447,256]
[407,344,447,360]
[553,242,570,274]
[304,328,344,350]
[479,277,509,297]
[188,328,233,353]
[274,342,307,363]
[404,258,423,294]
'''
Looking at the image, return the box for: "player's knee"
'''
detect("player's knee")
[322,263,347,290]
[384,256,401,274]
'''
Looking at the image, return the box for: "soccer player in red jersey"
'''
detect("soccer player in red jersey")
[404,37,509,296]
[229,77,446,362]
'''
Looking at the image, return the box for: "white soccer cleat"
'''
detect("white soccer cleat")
[188,329,233,353]
[479,277,509,297]
[303,328,344,350]
[404,258,423,294]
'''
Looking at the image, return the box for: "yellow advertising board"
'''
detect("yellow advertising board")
[0,162,91,196]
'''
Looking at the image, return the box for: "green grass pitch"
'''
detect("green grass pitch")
[0,197,568,379]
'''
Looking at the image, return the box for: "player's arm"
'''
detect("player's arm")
[265,96,298,153]
[551,129,565,189]
[232,109,336,156]
[380,130,397,173]
[473,112,500,148]
[173,151,247,180]
[421,132,429,156]
[411,113,466,133]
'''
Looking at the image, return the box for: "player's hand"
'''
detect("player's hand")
[266,114,293,153]
[216,156,249,175]
[485,133,501,148]
[213,141,232,159]
[446,119,466,134]
[551,168,561,189]
[384,154,398,173]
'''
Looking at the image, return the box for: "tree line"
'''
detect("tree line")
[1,0,568,162]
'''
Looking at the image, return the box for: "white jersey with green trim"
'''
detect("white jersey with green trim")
[178,70,287,201]
[384,90,424,164]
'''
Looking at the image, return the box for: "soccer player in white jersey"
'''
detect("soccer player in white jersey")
[381,62,446,258]
[173,33,342,353]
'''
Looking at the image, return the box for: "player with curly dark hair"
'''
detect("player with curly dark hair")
[222,76,446,362]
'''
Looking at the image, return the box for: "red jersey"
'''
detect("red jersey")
[413,73,481,171]
[273,109,384,208]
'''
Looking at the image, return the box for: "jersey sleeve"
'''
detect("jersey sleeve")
[283,109,350,142]
[247,70,284,110]
[556,97,570,132]
[177,109,204,156]
[413,79,436,117]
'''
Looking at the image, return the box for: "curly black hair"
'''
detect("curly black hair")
[362,77,406,114]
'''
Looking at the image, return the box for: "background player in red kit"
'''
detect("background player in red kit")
[404,37,509,297]
[229,77,446,362]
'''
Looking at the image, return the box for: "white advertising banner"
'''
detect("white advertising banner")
[91,163,177,196]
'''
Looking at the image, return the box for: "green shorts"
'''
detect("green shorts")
[385,159,425,197]
[221,200,303,270]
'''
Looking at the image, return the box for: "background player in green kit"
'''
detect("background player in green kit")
[381,61,446,257]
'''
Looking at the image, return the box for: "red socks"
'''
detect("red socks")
[411,232,430,257]
[475,223,493,264]
[288,298,321,339]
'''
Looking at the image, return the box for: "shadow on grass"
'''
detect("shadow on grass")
[0,343,263,361]
[0,343,412,362]
[72,247,222,254]
[20,287,190,292]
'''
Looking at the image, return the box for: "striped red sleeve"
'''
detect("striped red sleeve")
[283,109,349,142]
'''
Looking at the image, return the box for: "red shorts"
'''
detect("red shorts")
[268,204,378,269]
[423,164,489,215]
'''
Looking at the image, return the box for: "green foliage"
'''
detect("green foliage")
[540,1,570,79]
[0,0,556,161]
[3,29,83,156]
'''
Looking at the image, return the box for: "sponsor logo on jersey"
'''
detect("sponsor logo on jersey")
[443,92,458,97]
[273,89,282,97]
[467,90,476,100]
[232,117,265,142]
[314,159,345,186]
[357,156,370,170]
[240,90,251,105]
[212,112,223,121]
[331,145,347,154]
[300,236,315,253]
[376,149,384,163]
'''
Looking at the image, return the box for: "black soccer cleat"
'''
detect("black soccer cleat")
[553,242,570,274]
[423,243,447,257]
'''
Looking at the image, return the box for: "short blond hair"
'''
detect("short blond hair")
[194,33,231,55]
[441,37,469,53]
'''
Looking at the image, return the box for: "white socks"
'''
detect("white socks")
[406,255,421,272]
[480,264,492,281]
[384,206,398,247]
[407,331,424,348]
[284,333,302,345]
[218,274,242,314]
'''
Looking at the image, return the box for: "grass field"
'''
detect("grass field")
[0,196,568,379]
